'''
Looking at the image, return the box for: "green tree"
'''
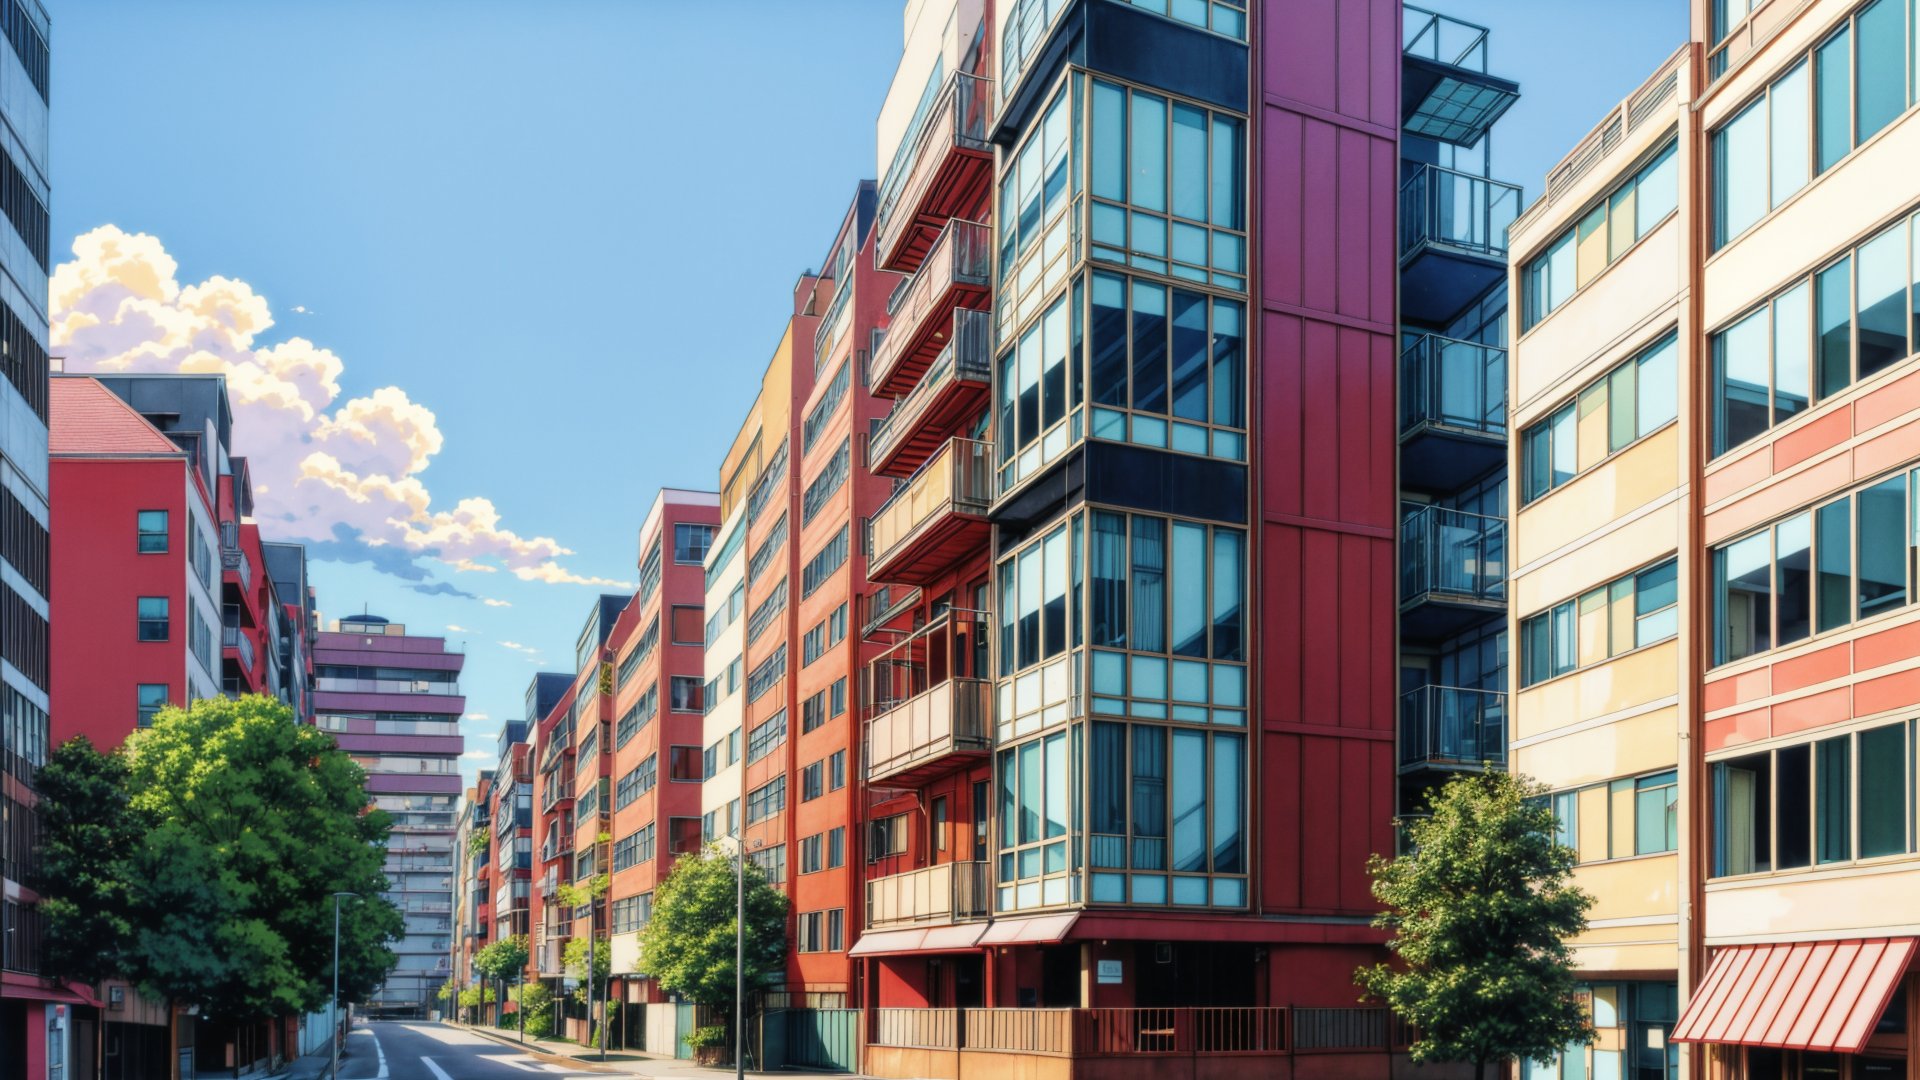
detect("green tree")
[1358,772,1595,1080]
[119,695,403,1020]
[474,935,530,1025]
[639,844,787,1017]
[31,737,143,985]
[467,827,490,858]
[510,981,554,1038]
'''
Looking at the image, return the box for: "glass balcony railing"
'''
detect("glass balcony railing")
[867,438,993,584]
[313,676,460,696]
[1400,505,1506,607]
[876,72,993,272]
[1399,686,1507,771]
[868,308,992,474]
[1399,164,1519,261]
[1399,335,1506,438]
[1403,4,1490,72]
[866,861,991,930]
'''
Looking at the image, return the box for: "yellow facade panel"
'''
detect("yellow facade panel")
[1514,705,1680,790]
[1704,860,1920,943]
[1515,424,1682,565]
[1576,853,1681,923]
[1514,503,1682,614]
[1513,640,1681,742]
[1514,219,1683,415]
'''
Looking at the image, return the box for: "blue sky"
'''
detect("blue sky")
[49,0,1685,777]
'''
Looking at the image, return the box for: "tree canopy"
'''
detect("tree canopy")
[32,696,402,1021]
[1358,772,1595,1080]
[638,844,786,1014]
[474,934,530,987]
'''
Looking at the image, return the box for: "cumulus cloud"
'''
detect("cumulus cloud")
[483,598,512,608]
[447,625,471,634]
[52,225,632,590]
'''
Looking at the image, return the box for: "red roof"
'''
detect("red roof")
[49,377,182,456]
[1673,938,1916,1052]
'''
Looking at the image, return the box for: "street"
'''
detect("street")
[333,1022,611,1080]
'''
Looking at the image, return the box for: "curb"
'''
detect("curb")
[451,1022,631,1073]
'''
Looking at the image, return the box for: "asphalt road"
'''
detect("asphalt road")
[335,1021,608,1080]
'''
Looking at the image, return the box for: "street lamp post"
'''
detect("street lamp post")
[735,837,763,1080]
[329,891,357,1080]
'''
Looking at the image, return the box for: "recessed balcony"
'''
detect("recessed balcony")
[868,309,991,479]
[866,861,991,931]
[1399,164,1519,325]
[870,220,991,398]
[866,677,992,788]
[874,72,993,275]
[1402,5,1519,148]
[1398,685,1507,775]
[1399,503,1505,641]
[866,438,992,587]
[1399,334,1507,493]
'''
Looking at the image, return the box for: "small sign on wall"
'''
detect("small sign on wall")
[1097,959,1123,984]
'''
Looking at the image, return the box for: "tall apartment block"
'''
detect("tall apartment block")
[454,768,494,1000]
[0,5,59,1071]
[491,711,535,954]
[314,614,466,1019]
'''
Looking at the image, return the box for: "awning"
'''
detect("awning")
[978,913,1078,946]
[849,923,989,958]
[1673,938,1917,1052]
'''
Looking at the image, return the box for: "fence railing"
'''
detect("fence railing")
[867,1007,1398,1057]
[866,860,991,930]
[1403,4,1490,71]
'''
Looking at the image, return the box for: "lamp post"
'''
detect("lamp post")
[735,836,763,1080]
[329,891,357,1080]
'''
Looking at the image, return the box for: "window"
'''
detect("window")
[1712,468,1913,665]
[669,676,703,713]
[615,755,656,809]
[137,510,168,554]
[612,827,649,872]
[616,618,659,689]
[827,825,845,869]
[746,776,786,824]
[933,796,949,852]
[674,523,716,565]
[801,688,829,733]
[869,814,908,859]
[749,844,785,885]
[137,597,169,642]
[1525,141,1678,328]
[799,833,823,874]
[611,892,652,933]
[831,677,847,718]
[1634,772,1679,854]
[803,363,852,453]
[801,527,849,598]
[747,514,787,587]
[746,709,787,765]
[828,749,846,791]
[137,684,168,727]
[1081,721,1246,909]
[746,580,787,646]
[1521,559,1679,686]
[1713,1,1917,249]
[668,817,702,854]
[1713,723,1912,875]
[1546,768,1690,867]
[670,605,703,645]
[636,540,663,609]
[801,438,850,525]
[616,685,657,749]
[1522,333,1679,503]
[668,745,701,782]
[796,909,844,953]
[801,761,823,802]
[704,522,745,589]
[802,604,847,667]
[1713,212,1919,456]
[746,646,786,703]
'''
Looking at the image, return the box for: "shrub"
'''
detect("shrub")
[684,1024,728,1050]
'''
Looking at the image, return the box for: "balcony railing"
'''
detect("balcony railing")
[313,676,460,697]
[1399,686,1507,772]
[222,626,255,673]
[1400,335,1505,439]
[875,72,993,273]
[867,438,992,584]
[222,543,252,593]
[868,308,991,475]
[866,861,990,930]
[1403,5,1490,72]
[870,220,990,397]
[1400,505,1506,607]
[866,676,992,786]
[1399,164,1519,261]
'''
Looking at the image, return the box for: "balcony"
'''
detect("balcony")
[865,635,992,787]
[871,220,991,399]
[1398,686,1507,774]
[866,861,990,930]
[1401,5,1518,148]
[540,770,574,814]
[1398,164,1520,325]
[869,308,991,478]
[874,72,993,274]
[812,276,854,372]
[222,625,255,674]
[866,438,992,587]
[313,676,461,697]
[1400,504,1505,640]
[1398,335,1506,492]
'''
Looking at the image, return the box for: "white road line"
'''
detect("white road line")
[490,1057,546,1073]
[368,1029,390,1079]
[420,1057,454,1080]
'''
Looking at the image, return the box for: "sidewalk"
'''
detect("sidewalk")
[450,1021,867,1079]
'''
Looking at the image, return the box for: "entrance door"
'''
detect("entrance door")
[953,956,985,1008]
[1040,945,1080,1006]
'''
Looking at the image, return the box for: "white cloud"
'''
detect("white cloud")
[446,624,470,634]
[483,598,512,608]
[460,749,491,761]
[462,711,489,722]
[53,225,629,590]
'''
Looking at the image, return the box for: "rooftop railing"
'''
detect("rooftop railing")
[1403,4,1490,72]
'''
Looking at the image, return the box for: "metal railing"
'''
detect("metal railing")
[872,220,991,392]
[1399,335,1506,437]
[1403,4,1490,72]
[313,676,459,696]
[866,861,990,930]
[1399,164,1520,261]
[1399,686,1507,769]
[869,308,991,469]
[867,438,992,572]
[876,71,993,257]
[1400,504,1506,605]
[866,1007,1405,1056]
[222,625,255,672]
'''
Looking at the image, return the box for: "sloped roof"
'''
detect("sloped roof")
[50,377,183,456]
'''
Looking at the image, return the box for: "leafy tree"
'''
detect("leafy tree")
[562,937,611,1003]
[467,827,490,857]
[31,737,143,985]
[510,981,554,1038]
[119,695,403,1020]
[474,935,530,1024]
[1359,772,1595,1080]
[639,844,787,1016]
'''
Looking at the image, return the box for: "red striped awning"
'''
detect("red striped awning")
[1673,938,1916,1052]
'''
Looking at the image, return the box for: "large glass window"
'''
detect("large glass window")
[1085,719,1244,908]
[1520,560,1678,687]
[1711,212,1920,456]
[996,728,1078,910]
[1524,142,1678,330]
[1521,333,1678,503]
[1714,467,1916,664]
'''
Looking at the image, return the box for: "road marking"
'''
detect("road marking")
[489,1058,546,1072]
[367,1029,390,1079]
[420,1057,454,1080]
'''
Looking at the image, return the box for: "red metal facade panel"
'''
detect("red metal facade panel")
[1673,938,1916,1051]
